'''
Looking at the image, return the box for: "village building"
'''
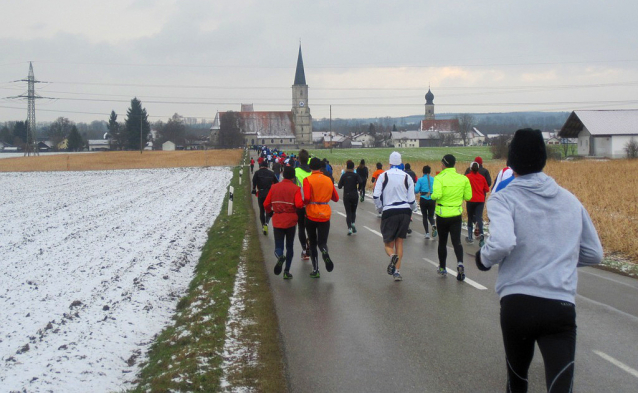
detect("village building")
[351,133,375,148]
[162,141,176,151]
[211,45,313,149]
[558,110,638,158]
[391,130,441,148]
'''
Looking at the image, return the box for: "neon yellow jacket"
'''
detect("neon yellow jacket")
[431,168,472,217]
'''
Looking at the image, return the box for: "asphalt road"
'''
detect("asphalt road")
[250,170,638,392]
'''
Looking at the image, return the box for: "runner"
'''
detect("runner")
[492,164,513,192]
[295,149,312,260]
[252,161,278,235]
[264,166,304,279]
[403,163,418,236]
[465,161,490,246]
[337,160,361,236]
[464,156,492,189]
[357,159,369,202]
[371,163,384,217]
[373,152,418,282]
[414,165,436,239]
[303,157,339,278]
[475,129,603,393]
[250,157,255,173]
[430,154,472,281]
[272,157,282,181]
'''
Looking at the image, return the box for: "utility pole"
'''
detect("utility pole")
[14,62,43,156]
[140,114,143,154]
[330,105,332,154]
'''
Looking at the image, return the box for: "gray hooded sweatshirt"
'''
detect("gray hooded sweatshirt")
[480,172,603,304]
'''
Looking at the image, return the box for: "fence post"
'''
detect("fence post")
[227,186,234,216]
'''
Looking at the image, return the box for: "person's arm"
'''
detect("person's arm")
[272,172,279,184]
[264,188,273,214]
[407,178,417,212]
[430,177,441,201]
[372,173,384,212]
[485,169,492,188]
[480,196,516,268]
[482,177,490,195]
[294,187,304,209]
[338,174,345,189]
[331,184,339,203]
[578,208,603,266]
[252,172,258,194]
[463,177,473,201]
[302,178,312,206]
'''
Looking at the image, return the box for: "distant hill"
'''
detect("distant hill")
[313,111,570,135]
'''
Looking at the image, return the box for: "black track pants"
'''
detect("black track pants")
[500,294,577,393]
[343,195,359,229]
[435,215,463,269]
[305,218,330,271]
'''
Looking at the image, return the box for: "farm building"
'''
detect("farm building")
[391,130,441,148]
[162,141,176,151]
[558,110,638,158]
[88,140,110,151]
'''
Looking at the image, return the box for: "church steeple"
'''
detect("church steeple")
[294,44,306,86]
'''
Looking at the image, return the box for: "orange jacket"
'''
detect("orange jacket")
[303,171,339,222]
[371,169,384,183]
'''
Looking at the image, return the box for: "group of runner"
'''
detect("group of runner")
[252,131,604,392]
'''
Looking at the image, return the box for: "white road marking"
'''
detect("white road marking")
[575,294,638,323]
[336,211,347,218]
[593,350,638,379]
[364,226,383,237]
[423,257,488,290]
[579,268,638,290]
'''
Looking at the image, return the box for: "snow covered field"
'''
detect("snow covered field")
[0,167,233,392]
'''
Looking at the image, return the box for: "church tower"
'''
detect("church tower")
[425,87,435,120]
[292,45,312,145]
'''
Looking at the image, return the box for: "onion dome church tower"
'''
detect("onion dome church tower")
[425,87,435,120]
[292,44,312,145]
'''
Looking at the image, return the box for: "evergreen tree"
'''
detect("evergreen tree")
[124,98,151,151]
[108,110,125,150]
[218,111,244,147]
[67,125,84,151]
[13,121,28,146]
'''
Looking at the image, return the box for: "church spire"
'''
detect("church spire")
[294,44,306,86]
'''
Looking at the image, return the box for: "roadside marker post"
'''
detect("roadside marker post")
[228,186,234,216]
[239,169,243,185]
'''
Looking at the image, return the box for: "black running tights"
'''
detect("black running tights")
[435,215,463,269]
[297,208,308,248]
[466,201,485,238]
[305,218,330,271]
[419,198,436,233]
[343,195,358,229]
[258,196,267,226]
[500,294,576,393]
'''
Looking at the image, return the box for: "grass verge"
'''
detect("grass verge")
[128,164,286,392]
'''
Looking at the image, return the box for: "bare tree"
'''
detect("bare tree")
[456,113,475,147]
[625,137,638,159]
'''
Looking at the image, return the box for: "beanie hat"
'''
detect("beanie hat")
[475,156,483,166]
[389,151,402,166]
[283,165,296,180]
[309,157,322,170]
[442,154,456,167]
[259,161,268,167]
[508,128,546,175]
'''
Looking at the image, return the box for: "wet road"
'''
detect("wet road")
[251,175,638,393]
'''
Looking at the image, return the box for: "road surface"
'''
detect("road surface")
[250,170,638,392]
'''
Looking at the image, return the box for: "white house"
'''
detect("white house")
[467,127,486,146]
[391,130,440,148]
[352,133,375,148]
[163,141,176,151]
[558,110,638,158]
[88,140,110,151]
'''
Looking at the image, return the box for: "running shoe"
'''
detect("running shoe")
[348,228,353,236]
[321,248,334,272]
[425,233,431,240]
[274,251,285,275]
[407,228,412,236]
[387,254,399,275]
[466,236,474,244]
[301,249,310,260]
[437,267,447,276]
[393,272,403,281]
[352,224,357,234]
[283,271,293,280]
[479,234,485,247]
[457,263,466,281]
[309,270,320,278]
[432,225,438,238]
[262,225,268,235]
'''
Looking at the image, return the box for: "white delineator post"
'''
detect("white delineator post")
[239,169,243,185]
[228,186,234,216]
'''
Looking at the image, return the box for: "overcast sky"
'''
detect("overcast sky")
[1,0,637,123]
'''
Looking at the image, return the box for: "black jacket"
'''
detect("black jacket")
[252,168,278,197]
[338,171,362,198]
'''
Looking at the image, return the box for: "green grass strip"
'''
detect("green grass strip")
[128,165,286,392]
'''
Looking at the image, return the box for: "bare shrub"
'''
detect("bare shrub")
[625,138,638,159]
[490,135,512,159]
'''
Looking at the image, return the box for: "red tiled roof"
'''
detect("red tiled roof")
[420,119,459,132]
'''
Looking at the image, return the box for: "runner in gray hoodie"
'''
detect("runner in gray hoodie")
[476,129,603,393]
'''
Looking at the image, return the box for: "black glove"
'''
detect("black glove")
[475,250,491,271]
[251,189,256,195]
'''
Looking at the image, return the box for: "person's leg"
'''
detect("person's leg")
[284,226,296,273]
[317,220,330,251]
[436,216,450,270]
[273,227,285,258]
[501,295,538,393]
[426,200,436,227]
[394,238,404,270]
[343,198,353,229]
[305,218,319,272]
[476,202,485,236]
[449,215,464,263]
[467,202,476,240]
[258,196,267,226]
[351,197,358,225]
[384,240,396,257]
[297,208,308,249]
[420,198,429,233]
[537,300,577,393]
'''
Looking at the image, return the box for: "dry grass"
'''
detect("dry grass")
[335,158,638,262]
[0,150,244,172]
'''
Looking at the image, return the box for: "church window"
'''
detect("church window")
[271,139,274,144]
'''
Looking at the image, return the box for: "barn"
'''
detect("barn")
[558,110,638,158]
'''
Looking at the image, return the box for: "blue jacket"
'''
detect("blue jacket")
[414,175,435,200]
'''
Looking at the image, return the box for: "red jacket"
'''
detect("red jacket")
[303,171,339,222]
[466,172,490,203]
[264,179,304,228]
